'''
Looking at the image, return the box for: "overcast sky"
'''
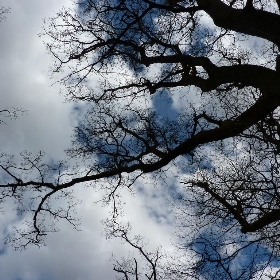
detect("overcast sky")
[0,1,181,279]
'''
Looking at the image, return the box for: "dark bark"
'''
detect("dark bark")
[197,0,280,48]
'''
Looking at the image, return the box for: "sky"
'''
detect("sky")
[0,1,181,279]
[1,1,279,279]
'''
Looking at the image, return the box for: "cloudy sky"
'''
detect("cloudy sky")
[0,1,180,279]
[1,1,278,279]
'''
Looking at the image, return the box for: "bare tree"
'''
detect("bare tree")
[1,0,280,278]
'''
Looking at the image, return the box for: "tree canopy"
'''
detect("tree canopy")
[1,0,280,278]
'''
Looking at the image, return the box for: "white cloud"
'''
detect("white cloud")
[0,1,181,279]
[0,0,73,158]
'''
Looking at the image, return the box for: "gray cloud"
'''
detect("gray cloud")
[0,1,179,279]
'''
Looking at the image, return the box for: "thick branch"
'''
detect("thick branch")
[241,209,280,233]
[197,0,280,47]
[276,0,280,11]
[142,0,201,13]
[194,182,249,229]
[194,182,280,234]
[138,54,279,93]
[8,84,278,197]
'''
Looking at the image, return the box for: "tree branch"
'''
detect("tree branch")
[276,0,280,12]
[197,0,280,47]
[241,209,280,233]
